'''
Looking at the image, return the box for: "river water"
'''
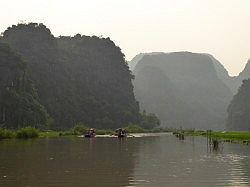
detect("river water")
[0,133,249,187]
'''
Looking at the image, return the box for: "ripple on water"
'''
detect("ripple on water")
[0,135,250,187]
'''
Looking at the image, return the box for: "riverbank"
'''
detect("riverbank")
[176,130,250,144]
[0,125,169,140]
[40,127,169,138]
[2,126,250,144]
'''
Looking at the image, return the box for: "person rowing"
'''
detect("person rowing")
[115,128,127,138]
[84,128,95,138]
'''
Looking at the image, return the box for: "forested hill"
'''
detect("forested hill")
[0,42,49,129]
[133,52,233,130]
[1,23,139,130]
[227,79,250,130]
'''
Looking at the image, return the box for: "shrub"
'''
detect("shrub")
[140,111,160,129]
[39,130,59,138]
[125,124,145,133]
[16,127,39,139]
[95,129,114,135]
[59,130,74,136]
[72,123,88,135]
[150,128,162,133]
[0,128,15,139]
[95,129,106,135]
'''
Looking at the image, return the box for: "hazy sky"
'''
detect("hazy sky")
[1,0,250,75]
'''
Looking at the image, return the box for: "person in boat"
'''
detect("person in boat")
[115,128,127,137]
[85,128,95,137]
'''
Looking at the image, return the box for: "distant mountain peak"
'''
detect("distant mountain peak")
[133,52,233,130]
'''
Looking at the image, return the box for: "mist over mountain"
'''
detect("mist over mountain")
[129,52,163,71]
[133,52,233,129]
[204,56,250,94]
[1,23,249,131]
[238,60,250,80]
[133,64,193,128]
[233,59,250,92]
[203,54,236,93]
[130,53,237,91]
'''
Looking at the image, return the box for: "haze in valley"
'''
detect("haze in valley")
[1,0,250,76]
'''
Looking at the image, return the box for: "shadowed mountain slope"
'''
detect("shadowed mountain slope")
[133,52,233,129]
[227,79,250,130]
[1,23,139,129]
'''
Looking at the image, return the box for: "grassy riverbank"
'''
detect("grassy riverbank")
[0,124,169,140]
[39,125,169,137]
[0,127,39,139]
[210,131,250,141]
[175,129,250,143]
[1,126,250,144]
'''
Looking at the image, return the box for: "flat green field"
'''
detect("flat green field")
[210,131,250,140]
[180,130,250,143]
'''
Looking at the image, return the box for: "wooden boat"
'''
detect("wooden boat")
[115,128,127,138]
[117,134,127,138]
[84,134,95,138]
[84,128,95,138]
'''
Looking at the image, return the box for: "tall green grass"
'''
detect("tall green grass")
[72,123,89,135]
[95,129,114,135]
[16,127,39,139]
[0,128,15,139]
[39,130,60,138]
[211,131,250,140]
[181,129,250,141]
[125,124,145,133]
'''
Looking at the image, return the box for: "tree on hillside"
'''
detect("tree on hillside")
[140,110,160,129]
[227,79,250,131]
[2,23,140,129]
[57,35,140,128]
[0,42,49,129]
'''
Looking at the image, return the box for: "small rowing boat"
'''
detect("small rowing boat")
[84,128,95,138]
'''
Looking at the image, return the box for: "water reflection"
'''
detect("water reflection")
[0,135,250,187]
[225,144,250,187]
[0,137,140,187]
[130,135,250,187]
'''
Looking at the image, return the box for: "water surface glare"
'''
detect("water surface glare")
[0,134,250,186]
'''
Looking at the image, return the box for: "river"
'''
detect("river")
[0,133,249,186]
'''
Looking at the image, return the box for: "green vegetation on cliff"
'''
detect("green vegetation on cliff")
[0,43,49,129]
[227,79,250,131]
[1,23,140,130]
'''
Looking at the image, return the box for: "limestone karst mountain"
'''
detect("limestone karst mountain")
[132,52,234,129]
[1,23,140,129]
